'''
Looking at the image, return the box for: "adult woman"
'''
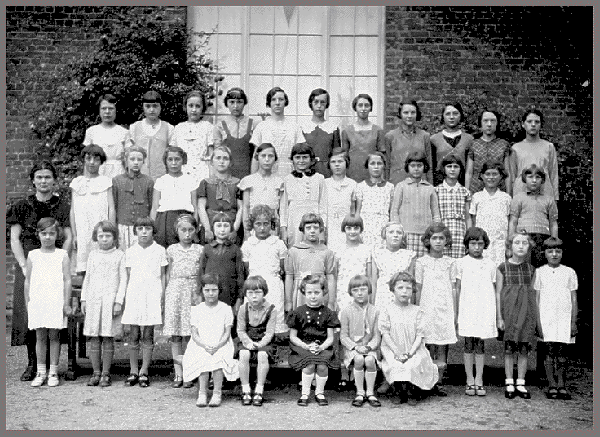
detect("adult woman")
[7,161,72,381]
[250,87,305,177]
[213,87,259,180]
[341,94,385,183]
[83,93,128,179]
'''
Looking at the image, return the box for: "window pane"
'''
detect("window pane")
[299,7,325,35]
[191,6,218,32]
[273,76,298,115]
[247,75,273,116]
[274,36,297,75]
[275,6,299,34]
[216,34,242,74]
[250,6,274,34]
[249,35,273,74]
[297,76,323,116]
[298,36,322,75]
[329,115,354,129]
[329,76,355,117]
[355,6,380,35]
[329,37,354,76]
[355,37,378,76]
[330,6,355,35]
[217,6,244,33]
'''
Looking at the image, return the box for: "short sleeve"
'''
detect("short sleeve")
[469,193,478,215]
[223,303,234,327]
[378,307,391,333]
[276,239,288,259]
[355,184,363,201]
[197,179,208,199]
[567,268,578,291]
[238,175,252,192]
[533,268,543,291]
[6,199,29,226]
[286,309,301,329]
[326,308,341,329]
[124,247,135,268]
[452,258,462,280]
[190,305,201,328]
[415,257,424,285]
[509,196,522,218]
[489,261,497,283]
[324,250,335,275]
[166,244,176,264]
[241,240,252,263]
[153,176,165,192]
[503,195,512,215]
[158,246,169,267]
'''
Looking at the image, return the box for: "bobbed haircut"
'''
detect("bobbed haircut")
[440,102,465,124]
[254,142,278,161]
[92,220,119,248]
[347,274,372,296]
[505,229,535,253]
[122,145,147,169]
[521,108,544,125]
[352,93,373,111]
[299,274,327,295]
[142,90,162,104]
[479,160,508,181]
[81,144,107,164]
[463,226,490,250]
[163,146,188,167]
[404,150,430,174]
[290,142,315,161]
[173,214,198,234]
[97,93,117,107]
[247,204,278,231]
[542,236,563,251]
[30,160,58,181]
[308,88,330,109]
[183,90,207,114]
[223,87,248,106]
[381,221,408,248]
[478,109,501,128]
[340,214,364,233]
[328,147,350,169]
[36,217,60,235]
[521,164,547,183]
[422,222,452,250]
[388,271,417,293]
[199,273,221,293]
[266,87,289,108]
[212,212,234,229]
[133,216,157,235]
[398,99,422,121]
[364,151,387,169]
[298,212,324,232]
[440,154,465,177]
[242,275,269,297]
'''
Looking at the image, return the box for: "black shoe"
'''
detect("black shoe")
[64,362,79,381]
[432,384,448,397]
[315,394,329,406]
[297,396,309,406]
[20,365,36,382]
[124,374,139,386]
[138,374,150,388]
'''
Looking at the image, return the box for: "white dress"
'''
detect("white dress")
[83,124,128,179]
[170,120,213,186]
[182,302,238,382]
[322,177,357,254]
[69,175,112,272]
[355,180,394,251]
[454,255,497,339]
[534,265,578,344]
[241,235,288,333]
[372,248,416,309]
[415,254,457,345]
[121,242,168,326]
[27,249,68,330]
[335,244,372,311]
[469,190,512,266]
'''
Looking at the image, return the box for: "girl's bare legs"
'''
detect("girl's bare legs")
[353,355,366,396]
[255,351,269,395]
[88,336,102,385]
[197,372,209,407]
[171,336,183,382]
[128,325,141,375]
[474,353,485,387]
[140,325,154,376]
[32,328,49,386]
[209,369,224,406]
[464,353,475,386]
[100,336,114,386]
[238,350,251,393]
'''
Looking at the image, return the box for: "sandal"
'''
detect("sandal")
[172,376,183,388]
[241,392,252,406]
[352,394,366,407]
[99,373,112,388]
[465,384,476,396]
[475,385,487,396]
[87,373,101,387]
[546,386,559,400]
[138,374,150,388]
[366,395,382,407]
[557,387,571,400]
[124,374,139,386]
[252,393,264,407]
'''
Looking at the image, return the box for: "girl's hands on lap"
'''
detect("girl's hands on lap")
[113,303,122,317]
[356,345,368,355]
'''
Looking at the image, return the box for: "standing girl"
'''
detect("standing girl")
[355,152,394,251]
[496,231,537,399]
[384,100,433,185]
[454,227,497,396]
[121,217,168,388]
[391,150,441,257]
[163,214,203,388]
[469,160,512,266]
[241,205,288,334]
[26,218,72,387]
[322,148,357,254]
[287,274,341,406]
[341,94,386,182]
[436,154,472,258]
[415,223,457,396]
[83,94,128,179]
[70,144,116,274]
[280,142,325,247]
[170,91,214,186]
[150,147,198,248]
[183,273,238,407]
[80,221,126,387]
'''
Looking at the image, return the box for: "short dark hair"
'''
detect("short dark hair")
[478,109,501,128]
[328,147,350,169]
[266,87,289,108]
[30,160,58,182]
[440,154,465,178]
[542,236,563,251]
[479,160,508,181]
[163,146,188,167]
[521,164,547,183]
[133,216,157,235]
[463,226,490,250]
[97,93,117,107]
[521,108,544,125]
[299,274,327,295]
[212,212,234,230]
[299,212,324,233]
[404,150,430,174]
[224,87,248,106]
[340,214,364,233]
[184,90,207,114]
[364,151,387,169]
[388,271,416,293]
[199,273,221,293]
[308,88,330,109]
[352,93,373,111]
[81,144,107,164]
[142,90,162,104]
[290,142,315,161]
[421,222,452,250]
[440,102,464,124]
[92,220,119,248]
[247,204,278,231]
[398,100,422,121]
[242,275,269,297]
[347,274,372,296]
[36,217,60,235]
[254,143,278,161]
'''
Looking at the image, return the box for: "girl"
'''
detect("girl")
[112,145,154,249]
[335,215,372,312]
[238,143,284,237]
[83,93,128,179]
[199,212,245,313]
[371,222,416,309]
[436,154,472,258]
[355,152,394,251]
[430,102,474,186]
[339,275,382,408]
[496,230,537,399]
[280,142,325,247]
[454,227,497,396]
[70,144,116,274]
[391,150,441,257]
[415,223,457,397]
[509,109,559,201]
[236,275,277,407]
[26,218,72,387]
[300,88,341,177]
[534,237,578,401]
[341,93,385,182]
[322,148,357,254]
[213,87,257,180]
[286,274,341,406]
[241,205,288,334]
[384,100,433,185]
[121,217,168,388]
[379,271,439,406]
[250,86,305,177]
[163,214,203,388]
[469,160,512,266]
[285,213,336,311]
[183,273,238,408]
[170,90,214,186]
[197,145,243,243]
[150,147,198,248]
[465,109,511,194]
[80,221,126,387]
[126,90,174,181]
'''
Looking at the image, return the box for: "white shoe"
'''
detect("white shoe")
[47,373,60,387]
[31,373,47,387]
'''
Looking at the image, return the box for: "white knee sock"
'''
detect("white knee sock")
[353,369,365,395]
[365,371,377,396]
[301,372,314,397]
[315,375,328,396]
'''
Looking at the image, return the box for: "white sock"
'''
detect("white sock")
[516,378,527,392]
[255,383,264,395]
[365,371,377,396]
[315,375,328,396]
[49,364,58,375]
[242,383,251,393]
[37,364,47,375]
[353,369,365,395]
[301,373,314,397]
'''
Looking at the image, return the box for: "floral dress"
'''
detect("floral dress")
[335,244,372,311]
[170,120,214,186]
[355,180,394,251]
[469,189,512,266]
[372,248,416,309]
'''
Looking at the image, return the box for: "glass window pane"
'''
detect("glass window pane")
[216,34,242,74]
[249,35,273,74]
[274,36,298,75]
[250,6,274,34]
[247,76,273,117]
[273,76,298,115]
[191,6,218,32]
[329,115,353,130]
[217,6,243,33]
[355,6,380,35]
[329,37,354,76]
[330,6,355,35]
[355,37,378,76]
[275,6,299,34]
[298,36,322,75]
[299,7,325,35]
[328,76,355,118]
[297,76,323,116]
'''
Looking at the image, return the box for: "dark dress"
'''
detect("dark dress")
[6,194,70,346]
[221,119,254,180]
[341,124,386,183]
[499,261,537,343]
[430,131,474,186]
[302,122,341,178]
[197,176,243,243]
[199,240,244,308]
[286,304,341,370]
[237,303,275,363]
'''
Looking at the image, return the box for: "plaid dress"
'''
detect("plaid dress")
[436,182,471,258]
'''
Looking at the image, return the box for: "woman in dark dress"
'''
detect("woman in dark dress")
[7,161,72,381]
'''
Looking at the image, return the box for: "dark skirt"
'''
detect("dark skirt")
[235,343,275,364]
[287,343,339,370]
